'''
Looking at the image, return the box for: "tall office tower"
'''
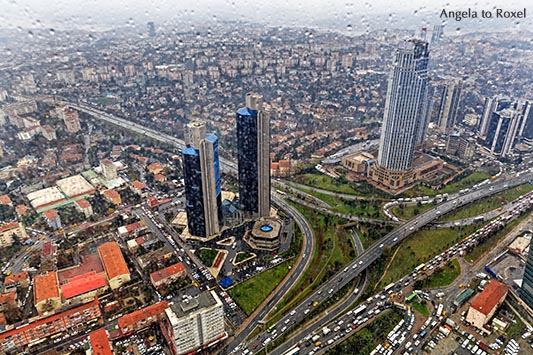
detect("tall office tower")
[521,244,533,310]
[147,22,156,37]
[478,95,512,137]
[484,108,521,157]
[517,100,533,141]
[437,78,463,134]
[374,39,429,183]
[420,27,427,41]
[431,24,444,44]
[182,121,222,238]
[236,93,270,218]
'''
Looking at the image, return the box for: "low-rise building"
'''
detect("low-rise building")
[3,271,30,291]
[75,198,93,218]
[161,291,226,355]
[89,329,113,355]
[117,301,168,335]
[34,271,61,314]
[245,218,282,251]
[97,242,131,289]
[466,280,508,331]
[0,222,28,248]
[150,262,186,289]
[0,299,101,354]
[130,180,148,196]
[43,209,62,230]
[103,189,121,205]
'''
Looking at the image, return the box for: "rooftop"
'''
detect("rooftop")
[117,301,168,330]
[75,198,91,209]
[4,271,29,285]
[0,195,12,205]
[43,209,59,220]
[150,262,186,284]
[56,175,95,198]
[0,222,20,233]
[34,272,60,304]
[89,329,113,355]
[61,272,107,299]
[26,186,65,209]
[58,254,104,284]
[97,242,130,280]
[168,291,219,320]
[470,280,508,315]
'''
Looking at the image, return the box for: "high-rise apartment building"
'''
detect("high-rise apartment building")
[431,24,444,44]
[161,291,226,355]
[478,95,512,138]
[521,243,533,310]
[437,78,462,134]
[236,93,270,218]
[100,159,117,180]
[182,121,222,238]
[370,39,429,189]
[517,100,533,142]
[484,108,521,157]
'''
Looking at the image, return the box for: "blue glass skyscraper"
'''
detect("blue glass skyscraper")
[236,93,270,218]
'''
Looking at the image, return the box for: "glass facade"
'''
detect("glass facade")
[236,107,259,214]
[521,244,533,309]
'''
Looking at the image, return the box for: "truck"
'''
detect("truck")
[322,326,331,335]
[436,304,444,317]
[485,265,497,278]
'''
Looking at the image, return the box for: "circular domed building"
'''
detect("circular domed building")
[245,217,282,251]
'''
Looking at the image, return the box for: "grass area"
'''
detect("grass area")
[439,184,533,221]
[198,248,218,267]
[414,259,461,289]
[235,251,253,263]
[296,187,385,219]
[391,202,435,220]
[267,204,356,324]
[412,301,430,316]
[292,173,392,198]
[402,171,491,197]
[465,211,531,263]
[294,173,359,194]
[326,309,404,355]
[376,224,482,289]
[504,303,526,339]
[228,260,295,315]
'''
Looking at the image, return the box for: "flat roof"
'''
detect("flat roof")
[168,291,219,320]
[56,175,95,198]
[27,186,65,209]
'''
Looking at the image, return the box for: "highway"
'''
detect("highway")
[65,102,317,353]
[237,170,533,355]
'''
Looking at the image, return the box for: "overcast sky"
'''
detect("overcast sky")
[1,0,531,31]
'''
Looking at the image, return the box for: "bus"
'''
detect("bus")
[406,292,417,303]
[282,347,300,355]
[414,263,426,274]
[384,283,395,292]
[353,304,367,317]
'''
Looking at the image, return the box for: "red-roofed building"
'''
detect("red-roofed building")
[154,173,166,182]
[466,280,508,330]
[34,271,61,314]
[75,198,93,217]
[43,209,62,230]
[61,272,107,303]
[147,162,164,174]
[89,329,113,355]
[103,189,121,205]
[0,194,12,206]
[0,290,17,309]
[0,299,101,353]
[97,242,131,289]
[117,221,146,238]
[0,222,28,248]
[15,204,28,217]
[130,180,148,196]
[117,301,168,335]
[4,271,30,290]
[41,240,56,262]
[150,262,186,289]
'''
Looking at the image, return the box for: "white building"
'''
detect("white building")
[161,291,226,355]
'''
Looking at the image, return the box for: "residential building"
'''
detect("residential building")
[369,39,430,190]
[150,262,187,289]
[103,189,121,205]
[182,121,223,238]
[0,222,28,248]
[100,159,117,180]
[33,271,61,314]
[97,242,131,289]
[0,299,101,354]
[89,329,113,355]
[43,209,62,230]
[161,291,226,355]
[75,198,93,218]
[466,280,508,331]
[236,93,270,218]
[117,301,168,335]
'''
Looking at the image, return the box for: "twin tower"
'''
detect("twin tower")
[182,93,270,239]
